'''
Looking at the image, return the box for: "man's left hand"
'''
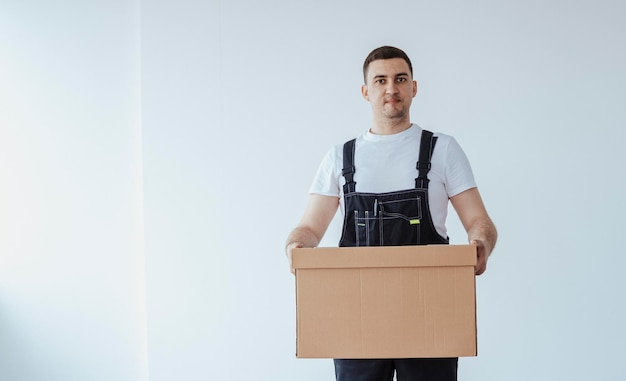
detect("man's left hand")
[471,239,490,275]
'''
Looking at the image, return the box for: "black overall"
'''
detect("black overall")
[334,130,458,381]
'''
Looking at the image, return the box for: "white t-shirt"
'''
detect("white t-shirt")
[309,124,476,238]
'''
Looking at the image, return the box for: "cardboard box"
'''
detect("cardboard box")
[293,245,477,359]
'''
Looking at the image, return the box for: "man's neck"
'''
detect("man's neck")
[370,118,412,135]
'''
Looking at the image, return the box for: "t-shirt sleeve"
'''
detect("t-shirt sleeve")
[308,146,341,197]
[445,137,477,198]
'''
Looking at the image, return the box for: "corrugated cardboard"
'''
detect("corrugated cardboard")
[293,245,477,359]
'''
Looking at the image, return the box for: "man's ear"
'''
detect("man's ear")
[413,80,418,97]
[361,84,369,101]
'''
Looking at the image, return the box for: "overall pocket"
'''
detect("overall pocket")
[354,210,377,246]
[378,196,422,246]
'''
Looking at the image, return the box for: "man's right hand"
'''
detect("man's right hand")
[286,241,304,275]
[284,194,340,275]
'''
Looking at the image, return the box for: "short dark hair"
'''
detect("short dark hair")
[363,46,413,83]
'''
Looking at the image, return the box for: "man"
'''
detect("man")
[285,46,497,381]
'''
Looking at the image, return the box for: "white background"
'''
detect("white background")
[1,1,625,380]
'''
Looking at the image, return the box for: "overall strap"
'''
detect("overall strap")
[341,139,357,194]
[415,130,438,189]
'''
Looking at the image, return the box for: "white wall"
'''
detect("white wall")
[1,1,624,380]
[0,2,147,380]
[142,1,626,380]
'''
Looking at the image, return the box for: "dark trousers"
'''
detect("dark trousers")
[334,358,458,381]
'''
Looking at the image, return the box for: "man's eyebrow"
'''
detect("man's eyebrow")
[373,72,410,79]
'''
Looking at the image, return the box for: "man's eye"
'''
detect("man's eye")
[397,77,406,83]
[376,79,385,84]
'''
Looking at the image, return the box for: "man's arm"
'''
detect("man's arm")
[285,194,340,274]
[450,187,498,275]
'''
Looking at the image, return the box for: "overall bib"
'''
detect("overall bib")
[334,130,458,381]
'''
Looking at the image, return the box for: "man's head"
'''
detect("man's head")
[361,46,417,132]
[363,46,413,84]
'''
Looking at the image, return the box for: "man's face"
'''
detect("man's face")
[362,58,417,122]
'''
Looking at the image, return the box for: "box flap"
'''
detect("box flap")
[293,245,476,269]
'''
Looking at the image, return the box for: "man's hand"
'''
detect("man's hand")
[471,239,491,276]
[286,241,304,275]
[285,194,339,275]
[450,188,497,276]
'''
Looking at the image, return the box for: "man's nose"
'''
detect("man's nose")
[385,82,399,94]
